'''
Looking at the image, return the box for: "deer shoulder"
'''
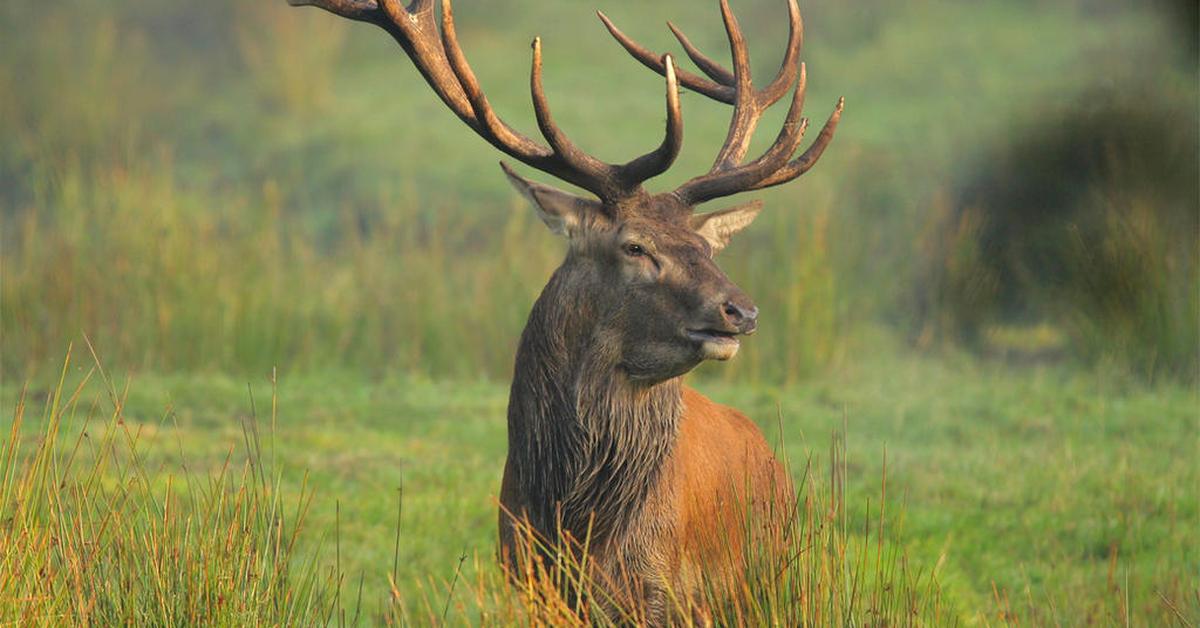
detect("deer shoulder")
[669,387,793,585]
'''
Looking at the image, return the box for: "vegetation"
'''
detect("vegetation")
[3,349,959,624]
[4,0,1194,383]
[0,348,334,624]
[915,87,1198,380]
[1,0,1195,624]
[3,342,1194,623]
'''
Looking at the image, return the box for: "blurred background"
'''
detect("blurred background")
[0,0,1196,622]
[2,0,1195,383]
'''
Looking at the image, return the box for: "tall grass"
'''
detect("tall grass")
[1061,197,1198,381]
[1,151,573,379]
[3,155,845,382]
[385,433,948,625]
[0,0,844,382]
[2,0,1193,383]
[4,348,949,625]
[0,346,335,624]
[236,3,349,113]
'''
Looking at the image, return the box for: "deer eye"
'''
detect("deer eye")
[623,243,646,258]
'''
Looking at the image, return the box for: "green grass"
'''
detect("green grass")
[3,335,1194,623]
[4,346,956,624]
[0,349,336,624]
[3,0,1193,381]
[1,0,1196,623]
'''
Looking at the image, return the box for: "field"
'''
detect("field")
[1,0,1197,624]
[4,339,1195,623]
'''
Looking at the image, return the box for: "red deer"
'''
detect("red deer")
[288,0,841,620]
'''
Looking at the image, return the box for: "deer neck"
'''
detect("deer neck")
[506,264,682,548]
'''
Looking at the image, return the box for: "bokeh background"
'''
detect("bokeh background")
[1,0,1196,623]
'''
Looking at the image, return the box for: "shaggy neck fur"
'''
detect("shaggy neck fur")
[505,259,682,550]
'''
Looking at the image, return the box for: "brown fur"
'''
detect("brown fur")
[497,214,795,622]
[672,388,793,587]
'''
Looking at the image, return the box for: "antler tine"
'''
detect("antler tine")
[292,0,838,206]
[664,0,801,104]
[747,96,844,191]
[757,0,803,108]
[709,0,758,171]
[601,0,803,173]
[529,38,622,194]
[677,64,811,205]
[438,0,550,162]
[597,12,736,105]
[373,0,476,126]
[667,22,735,86]
[708,0,802,171]
[601,0,839,206]
[615,55,685,187]
[286,0,381,22]
[295,0,705,202]
[719,0,754,96]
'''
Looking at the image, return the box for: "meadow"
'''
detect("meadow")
[1,0,1197,624]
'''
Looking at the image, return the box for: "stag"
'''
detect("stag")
[288,0,841,620]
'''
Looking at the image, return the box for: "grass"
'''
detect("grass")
[1,0,1196,623]
[4,346,957,625]
[2,335,1194,623]
[0,347,335,624]
[2,0,1194,382]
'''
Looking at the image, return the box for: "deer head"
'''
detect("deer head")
[287,0,842,383]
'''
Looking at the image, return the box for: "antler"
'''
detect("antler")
[599,0,843,206]
[287,0,683,204]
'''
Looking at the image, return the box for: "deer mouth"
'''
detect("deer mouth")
[686,328,740,344]
[686,328,742,361]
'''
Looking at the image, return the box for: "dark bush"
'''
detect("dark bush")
[915,83,1198,379]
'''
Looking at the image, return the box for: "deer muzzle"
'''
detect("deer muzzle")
[686,293,758,361]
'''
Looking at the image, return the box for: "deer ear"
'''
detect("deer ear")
[501,162,601,238]
[689,200,763,252]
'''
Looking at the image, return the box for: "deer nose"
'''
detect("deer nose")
[721,300,759,334]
